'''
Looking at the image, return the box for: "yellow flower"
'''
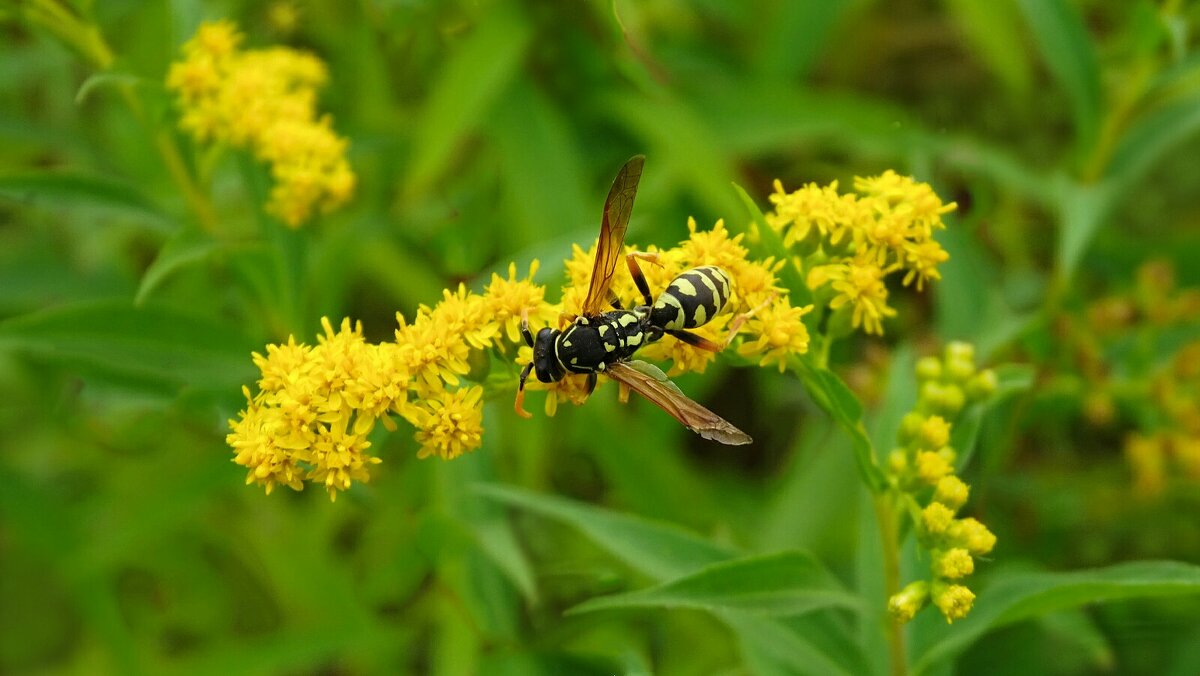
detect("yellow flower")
[949,518,997,556]
[922,502,955,535]
[229,317,396,499]
[915,450,952,485]
[853,170,956,239]
[811,256,897,336]
[902,240,950,290]
[485,261,556,346]
[680,217,752,277]
[306,413,380,501]
[165,20,354,227]
[932,584,975,623]
[227,389,305,494]
[736,298,812,372]
[403,386,485,460]
[934,476,970,510]
[919,415,951,449]
[933,548,975,579]
[395,308,472,395]
[766,180,859,250]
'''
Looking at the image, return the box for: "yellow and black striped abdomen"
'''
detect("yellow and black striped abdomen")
[649,265,732,330]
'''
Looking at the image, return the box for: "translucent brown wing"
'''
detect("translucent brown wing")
[581,155,645,316]
[606,360,752,446]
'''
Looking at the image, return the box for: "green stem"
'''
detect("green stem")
[874,492,908,676]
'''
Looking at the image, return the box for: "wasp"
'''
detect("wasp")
[514,155,751,445]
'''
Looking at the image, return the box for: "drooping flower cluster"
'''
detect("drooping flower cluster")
[228,217,814,497]
[885,342,998,624]
[767,171,955,335]
[166,20,354,226]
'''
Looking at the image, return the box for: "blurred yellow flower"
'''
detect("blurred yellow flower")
[166,20,354,226]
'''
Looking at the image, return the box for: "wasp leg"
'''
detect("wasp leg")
[520,308,534,347]
[667,329,722,352]
[608,290,623,310]
[514,362,534,419]
[625,251,661,307]
[585,372,598,397]
[724,293,776,348]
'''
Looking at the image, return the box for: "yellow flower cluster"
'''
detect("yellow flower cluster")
[885,342,998,624]
[228,218,815,496]
[228,318,401,500]
[166,20,354,227]
[767,171,955,335]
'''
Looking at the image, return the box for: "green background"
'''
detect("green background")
[3,0,1200,674]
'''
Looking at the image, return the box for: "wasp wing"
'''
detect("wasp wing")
[581,155,645,316]
[606,360,752,446]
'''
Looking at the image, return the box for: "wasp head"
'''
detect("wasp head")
[530,327,565,383]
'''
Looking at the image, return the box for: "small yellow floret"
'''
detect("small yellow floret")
[933,584,975,623]
[934,548,975,579]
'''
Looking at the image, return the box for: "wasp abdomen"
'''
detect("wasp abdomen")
[650,265,732,330]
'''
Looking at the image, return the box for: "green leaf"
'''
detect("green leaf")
[912,560,1200,675]
[1055,177,1115,284]
[474,484,734,581]
[1014,0,1103,158]
[0,299,255,394]
[0,171,174,230]
[568,551,862,617]
[1105,95,1200,196]
[487,77,590,248]
[792,356,886,492]
[134,227,220,305]
[953,363,1035,470]
[945,0,1032,98]
[405,5,533,198]
[730,614,857,676]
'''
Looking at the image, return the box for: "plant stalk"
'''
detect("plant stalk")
[875,492,908,676]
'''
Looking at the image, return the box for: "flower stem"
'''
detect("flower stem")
[874,492,908,676]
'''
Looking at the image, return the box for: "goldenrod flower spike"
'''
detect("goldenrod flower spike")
[886,342,997,623]
[768,171,954,336]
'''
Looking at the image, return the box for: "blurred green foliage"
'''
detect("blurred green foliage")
[3,0,1200,674]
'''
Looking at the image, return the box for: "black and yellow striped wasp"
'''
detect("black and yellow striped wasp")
[514,155,751,445]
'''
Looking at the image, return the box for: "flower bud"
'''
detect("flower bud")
[888,581,930,623]
[916,356,943,381]
[966,369,998,401]
[922,502,955,536]
[934,476,970,510]
[932,583,975,623]
[934,548,975,579]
